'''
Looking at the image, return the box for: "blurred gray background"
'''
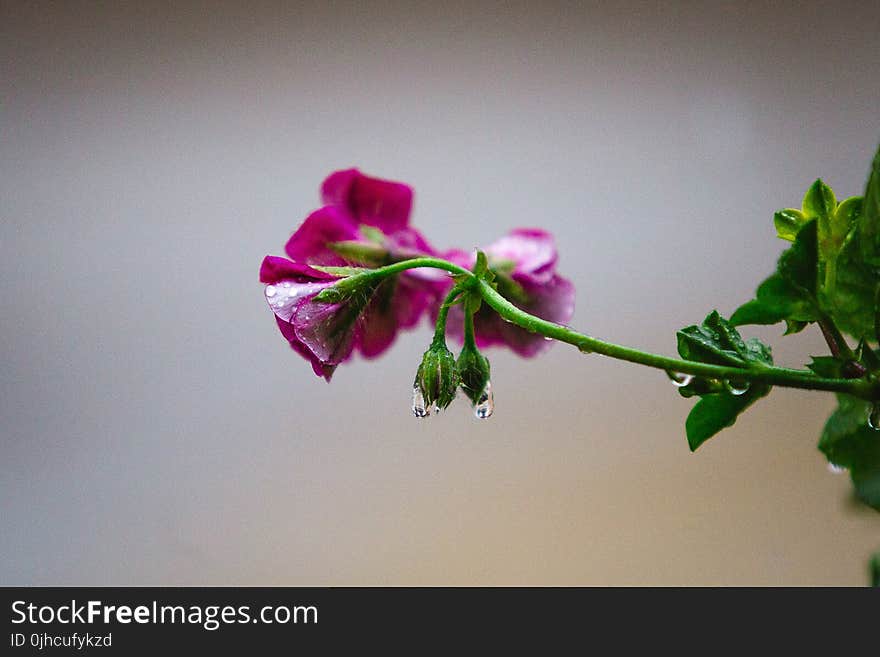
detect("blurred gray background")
[3,1,879,585]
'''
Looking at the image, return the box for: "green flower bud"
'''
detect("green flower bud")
[456,343,491,406]
[412,342,459,417]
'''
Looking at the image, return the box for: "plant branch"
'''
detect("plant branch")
[477,280,876,400]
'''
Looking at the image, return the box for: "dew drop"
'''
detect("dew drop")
[474,381,494,419]
[667,371,694,388]
[265,285,276,298]
[827,462,847,475]
[869,403,880,431]
[544,336,553,342]
[724,379,750,396]
[412,384,430,418]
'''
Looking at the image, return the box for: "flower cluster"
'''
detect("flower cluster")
[260,169,574,414]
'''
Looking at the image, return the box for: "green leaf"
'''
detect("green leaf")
[871,552,880,587]
[678,311,773,368]
[779,219,819,295]
[732,220,820,332]
[678,311,748,367]
[818,394,880,510]
[730,273,817,327]
[860,142,880,267]
[783,319,808,335]
[802,179,836,220]
[833,197,862,242]
[774,208,806,241]
[473,250,490,277]
[676,312,773,451]
[686,390,769,452]
[806,356,846,378]
[856,339,880,372]
[819,222,877,340]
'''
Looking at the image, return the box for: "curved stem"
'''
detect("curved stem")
[361,257,473,279]
[433,285,465,346]
[477,279,876,400]
[326,255,876,400]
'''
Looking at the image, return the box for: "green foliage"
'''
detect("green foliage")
[860,144,880,267]
[676,311,773,451]
[720,144,880,528]
[731,222,820,330]
[818,395,880,510]
[774,208,806,241]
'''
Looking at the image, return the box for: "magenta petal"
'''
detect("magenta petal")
[275,316,337,381]
[291,297,360,365]
[260,255,338,284]
[284,206,361,266]
[385,226,438,258]
[356,276,437,359]
[321,168,413,233]
[485,228,558,283]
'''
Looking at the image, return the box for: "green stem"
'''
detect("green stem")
[817,313,854,360]
[477,279,876,400]
[357,257,473,280]
[463,297,477,349]
[433,285,465,346]
[324,255,877,400]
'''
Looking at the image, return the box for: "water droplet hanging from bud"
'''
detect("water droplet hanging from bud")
[412,383,431,418]
[474,382,494,419]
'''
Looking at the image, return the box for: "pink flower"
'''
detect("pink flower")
[260,256,350,381]
[262,169,445,378]
[443,229,575,357]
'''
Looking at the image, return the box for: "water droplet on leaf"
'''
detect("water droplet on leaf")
[827,462,847,475]
[724,379,750,396]
[412,384,430,418]
[667,371,694,388]
[474,381,494,419]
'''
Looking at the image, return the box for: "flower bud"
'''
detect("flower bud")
[456,343,491,406]
[413,342,459,416]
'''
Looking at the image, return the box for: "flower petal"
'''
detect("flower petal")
[292,295,363,365]
[321,168,413,233]
[485,228,558,283]
[356,275,438,359]
[260,255,339,284]
[275,316,337,381]
[283,206,361,266]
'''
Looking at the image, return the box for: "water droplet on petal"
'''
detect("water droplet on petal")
[412,384,430,418]
[724,379,750,396]
[827,462,847,475]
[869,403,880,431]
[265,285,276,298]
[474,381,494,419]
[667,371,694,388]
